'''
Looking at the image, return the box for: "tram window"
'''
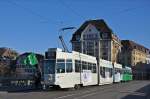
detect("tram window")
[75,60,81,72]
[105,68,109,72]
[115,68,118,74]
[66,63,72,73]
[93,64,97,73]
[100,67,105,78]
[75,64,80,72]
[56,63,65,73]
[66,59,72,62]
[105,68,110,77]
[120,70,123,74]
[44,60,55,74]
[82,61,87,70]
[75,60,81,63]
[119,69,121,73]
[129,71,132,74]
[118,69,120,73]
[57,59,65,62]
[109,68,113,77]
[124,70,126,74]
[127,70,130,74]
[122,70,125,74]
[88,63,92,70]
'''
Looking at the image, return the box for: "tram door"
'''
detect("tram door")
[43,59,56,85]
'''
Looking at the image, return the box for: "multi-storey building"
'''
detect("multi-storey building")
[71,19,121,63]
[121,40,150,67]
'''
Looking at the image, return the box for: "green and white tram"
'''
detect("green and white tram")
[43,48,98,89]
[121,66,133,82]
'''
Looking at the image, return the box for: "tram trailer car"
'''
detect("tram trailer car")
[113,63,122,83]
[99,59,113,85]
[121,66,133,82]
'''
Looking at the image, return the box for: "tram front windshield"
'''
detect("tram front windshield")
[44,60,55,74]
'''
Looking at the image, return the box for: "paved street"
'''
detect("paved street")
[0,81,150,99]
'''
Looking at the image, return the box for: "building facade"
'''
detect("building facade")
[71,19,121,63]
[0,47,18,77]
[146,55,150,64]
[121,40,150,67]
[15,53,44,79]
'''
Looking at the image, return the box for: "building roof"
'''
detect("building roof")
[0,47,19,59]
[121,40,150,54]
[0,48,7,56]
[16,52,44,65]
[71,19,113,41]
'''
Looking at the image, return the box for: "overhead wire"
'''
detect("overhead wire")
[57,0,86,20]
[5,0,149,24]
[6,0,60,24]
[115,5,149,16]
[5,0,149,30]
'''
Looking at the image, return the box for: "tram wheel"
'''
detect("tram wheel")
[43,85,49,90]
[74,84,81,90]
[53,85,60,90]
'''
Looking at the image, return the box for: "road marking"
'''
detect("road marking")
[119,91,146,96]
[53,90,99,99]
[53,82,140,99]
[53,85,115,99]
[53,93,79,99]
[53,90,97,99]
[73,92,98,99]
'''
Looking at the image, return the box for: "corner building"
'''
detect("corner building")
[71,19,121,63]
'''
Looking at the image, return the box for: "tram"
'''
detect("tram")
[121,66,133,82]
[43,48,132,89]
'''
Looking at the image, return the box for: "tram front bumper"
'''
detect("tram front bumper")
[44,74,56,86]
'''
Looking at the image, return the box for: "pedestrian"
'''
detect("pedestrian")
[34,64,41,90]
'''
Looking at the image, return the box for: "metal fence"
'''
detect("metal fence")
[0,76,35,91]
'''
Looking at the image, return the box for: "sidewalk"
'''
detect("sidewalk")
[0,85,34,92]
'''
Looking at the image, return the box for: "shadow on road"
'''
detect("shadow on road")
[122,83,150,99]
[0,85,35,93]
[0,85,75,93]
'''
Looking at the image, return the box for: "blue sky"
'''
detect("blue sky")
[0,0,150,54]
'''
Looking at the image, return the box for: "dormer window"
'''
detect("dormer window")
[76,35,80,41]
[134,46,136,49]
[89,29,92,32]
[102,33,108,39]
[83,35,86,39]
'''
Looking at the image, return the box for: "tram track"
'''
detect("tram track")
[1,81,149,99]
[53,81,140,99]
